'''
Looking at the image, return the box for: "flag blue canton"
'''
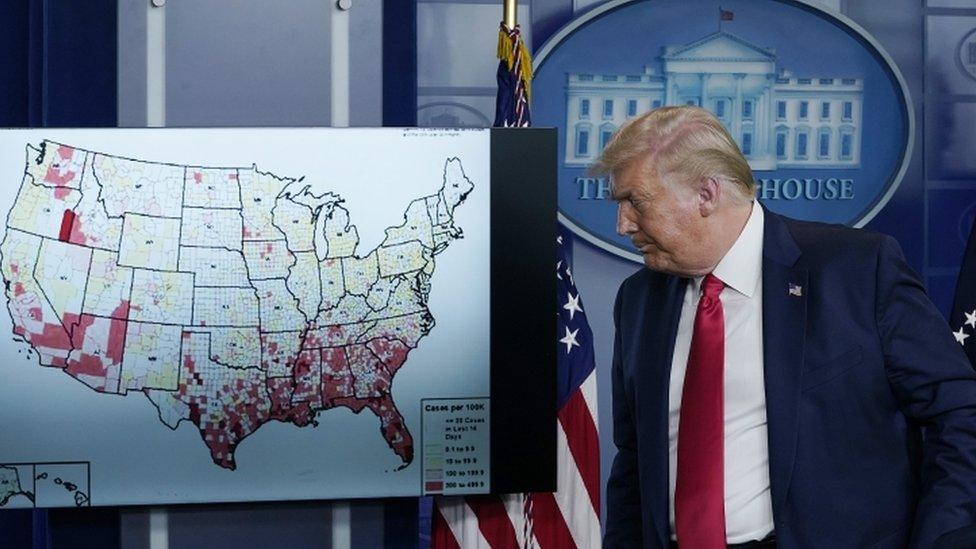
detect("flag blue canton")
[951,221,976,368]
[557,225,596,409]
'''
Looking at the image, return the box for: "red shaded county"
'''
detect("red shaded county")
[54,187,72,200]
[69,302,128,364]
[321,347,355,401]
[291,349,322,406]
[65,353,110,385]
[366,337,411,375]
[58,210,76,242]
[175,367,271,470]
[13,294,77,361]
[29,319,74,354]
[345,344,391,398]
[193,171,202,183]
[206,379,269,469]
[293,351,312,379]
[57,145,75,159]
[303,331,323,349]
[13,282,25,297]
[266,376,310,425]
[331,395,414,465]
[105,301,130,363]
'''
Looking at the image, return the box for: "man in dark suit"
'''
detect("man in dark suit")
[597,106,976,548]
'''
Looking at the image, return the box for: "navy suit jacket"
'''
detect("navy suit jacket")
[605,209,976,548]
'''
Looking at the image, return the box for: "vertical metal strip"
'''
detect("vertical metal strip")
[148,508,168,549]
[331,3,351,546]
[332,503,352,549]
[331,4,350,127]
[147,3,168,543]
[146,2,166,127]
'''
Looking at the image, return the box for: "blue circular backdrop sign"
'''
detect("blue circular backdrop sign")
[534,0,914,262]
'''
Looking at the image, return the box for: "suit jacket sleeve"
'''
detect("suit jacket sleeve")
[875,236,976,546]
[604,282,644,548]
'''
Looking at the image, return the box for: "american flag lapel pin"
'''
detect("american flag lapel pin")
[788,283,803,297]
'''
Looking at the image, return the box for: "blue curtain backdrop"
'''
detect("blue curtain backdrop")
[0,0,117,547]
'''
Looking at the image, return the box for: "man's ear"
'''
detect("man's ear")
[698,176,722,217]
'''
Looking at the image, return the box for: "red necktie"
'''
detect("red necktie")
[675,273,726,548]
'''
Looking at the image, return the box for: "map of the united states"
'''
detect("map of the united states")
[1,141,473,470]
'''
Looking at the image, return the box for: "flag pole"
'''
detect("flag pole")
[504,0,517,30]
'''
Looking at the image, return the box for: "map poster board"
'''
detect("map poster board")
[0,128,504,507]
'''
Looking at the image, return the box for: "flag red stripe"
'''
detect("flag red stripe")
[431,504,462,549]
[558,388,601,516]
[467,496,520,549]
[527,492,577,549]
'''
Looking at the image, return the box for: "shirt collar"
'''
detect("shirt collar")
[692,201,764,298]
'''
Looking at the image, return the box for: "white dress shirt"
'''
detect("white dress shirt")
[667,202,774,543]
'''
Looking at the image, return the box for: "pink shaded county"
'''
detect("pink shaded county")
[318,343,413,466]
[259,331,301,370]
[65,301,129,394]
[331,394,414,466]
[366,337,411,376]
[291,349,323,408]
[309,323,368,347]
[321,347,355,402]
[174,339,272,470]
[193,171,202,183]
[67,213,90,246]
[267,376,313,426]
[43,146,79,187]
[345,344,393,398]
[8,289,76,366]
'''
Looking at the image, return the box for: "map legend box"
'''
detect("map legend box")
[421,397,490,495]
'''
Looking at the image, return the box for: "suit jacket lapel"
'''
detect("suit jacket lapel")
[761,209,807,523]
[637,273,686,547]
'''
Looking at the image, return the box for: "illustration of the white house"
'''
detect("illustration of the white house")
[565,31,863,170]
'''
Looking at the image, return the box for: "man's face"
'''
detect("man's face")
[612,158,712,276]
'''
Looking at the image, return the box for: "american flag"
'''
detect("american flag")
[493,22,532,127]
[432,227,601,548]
[951,221,976,367]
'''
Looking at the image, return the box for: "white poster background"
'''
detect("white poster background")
[0,127,490,505]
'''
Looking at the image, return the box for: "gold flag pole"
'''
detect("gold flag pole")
[504,0,517,29]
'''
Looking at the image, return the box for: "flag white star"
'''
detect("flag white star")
[565,266,574,284]
[556,260,563,280]
[966,310,976,329]
[563,292,583,320]
[954,326,970,345]
[557,235,563,245]
[559,326,580,354]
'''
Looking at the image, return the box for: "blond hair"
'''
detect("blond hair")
[592,105,757,201]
